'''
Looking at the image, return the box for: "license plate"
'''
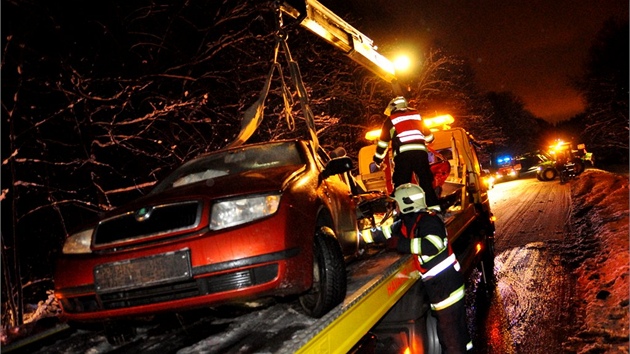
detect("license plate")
[94,249,192,293]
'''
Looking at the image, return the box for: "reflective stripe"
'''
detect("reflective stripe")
[382,226,392,240]
[377,140,389,149]
[399,134,424,143]
[362,229,374,243]
[410,235,444,256]
[418,247,446,263]
[421,253,456,280]
[398,130,422,138]
[425,235,445,250]
[466,341,474,351]
[415,235,448,263]
[431,284,465,311]
[410,238,421,254]
[391,114,422,125]
[398,144,427,153]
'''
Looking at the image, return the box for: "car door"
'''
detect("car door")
[314,146,360,256]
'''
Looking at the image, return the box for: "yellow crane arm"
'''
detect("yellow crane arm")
[280,0,402,94]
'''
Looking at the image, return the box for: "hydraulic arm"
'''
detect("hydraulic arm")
[280,0,403,95]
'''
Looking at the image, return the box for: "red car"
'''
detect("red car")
[54,140,385,343]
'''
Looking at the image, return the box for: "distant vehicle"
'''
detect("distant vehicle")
[54,139,387,344]
[494,155,519,182]
[536,141,593,181]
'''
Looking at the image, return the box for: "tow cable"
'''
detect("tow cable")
[228,1,319,150]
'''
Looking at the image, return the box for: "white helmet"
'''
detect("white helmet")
[392,183,427,214]
[384,96,408,116]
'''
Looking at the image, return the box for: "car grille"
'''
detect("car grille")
[93,201,202,246]
[60,264,279,313]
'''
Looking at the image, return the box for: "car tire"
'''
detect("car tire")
[541,168,557,181]
[573,160,585,175]
[424,311,442,354]
[299,227,347,318]
[480,237,497,295]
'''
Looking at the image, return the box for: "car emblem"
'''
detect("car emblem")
[135,206,154,222]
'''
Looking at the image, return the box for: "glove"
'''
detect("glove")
[370,161,383,173]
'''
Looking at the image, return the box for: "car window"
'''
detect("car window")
[153,142,305,192]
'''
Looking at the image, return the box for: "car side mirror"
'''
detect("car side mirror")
[321,156,353,180]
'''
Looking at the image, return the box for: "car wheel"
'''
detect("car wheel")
[573,160,585,175]
[542,168,557,181]
[424,311,442,354]
[299,227,347,318]
[480,237,496,292]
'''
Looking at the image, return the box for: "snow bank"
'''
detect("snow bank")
[563,169,629,354]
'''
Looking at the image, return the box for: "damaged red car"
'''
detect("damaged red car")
[54,139,386,343]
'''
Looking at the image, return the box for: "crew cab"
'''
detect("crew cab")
[54,139,387,344]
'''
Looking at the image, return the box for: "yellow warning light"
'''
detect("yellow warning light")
[365,129,382,141]
[424,114,454,130]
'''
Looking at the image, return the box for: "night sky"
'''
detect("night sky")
[324,0,629,124]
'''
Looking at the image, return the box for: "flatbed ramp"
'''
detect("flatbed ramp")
[278,250,418,353]
[169,250,418,354]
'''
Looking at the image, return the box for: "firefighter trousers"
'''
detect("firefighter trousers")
[392,150,440,208]
[424,264,472,353]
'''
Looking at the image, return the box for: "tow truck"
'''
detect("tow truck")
[234,1,497,353]
[215,115,496,354]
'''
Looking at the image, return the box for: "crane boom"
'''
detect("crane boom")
[280,0,402,93]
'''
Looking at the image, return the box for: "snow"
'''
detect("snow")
[561,169,629,353]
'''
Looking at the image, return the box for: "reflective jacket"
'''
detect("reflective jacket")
[373,109,434,165]
[372,211,459,278]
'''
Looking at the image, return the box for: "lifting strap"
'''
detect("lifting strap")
[227,3,319,150]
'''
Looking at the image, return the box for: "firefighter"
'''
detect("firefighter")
[372,183,473,353]
[373,96,440,211]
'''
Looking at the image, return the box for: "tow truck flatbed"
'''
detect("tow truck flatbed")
[190,249,417,354]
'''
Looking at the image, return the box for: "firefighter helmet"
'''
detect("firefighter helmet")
[392,183,427,214]
[384,96,408,116]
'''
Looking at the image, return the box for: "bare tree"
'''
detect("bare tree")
[573,17,629,163]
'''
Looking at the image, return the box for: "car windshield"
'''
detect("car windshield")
[152,141,305,192]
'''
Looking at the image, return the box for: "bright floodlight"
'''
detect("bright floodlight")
[393,55,411,72]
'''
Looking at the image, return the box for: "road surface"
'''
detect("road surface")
[468,176,578,353]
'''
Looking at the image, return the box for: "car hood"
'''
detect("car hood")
[100,165,307,219]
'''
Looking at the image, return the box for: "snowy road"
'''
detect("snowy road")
[468,176,578,353]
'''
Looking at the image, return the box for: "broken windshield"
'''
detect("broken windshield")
[152,141,305,192]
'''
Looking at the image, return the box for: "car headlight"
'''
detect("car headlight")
[62,228,94,254]
[210,194,281,231]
